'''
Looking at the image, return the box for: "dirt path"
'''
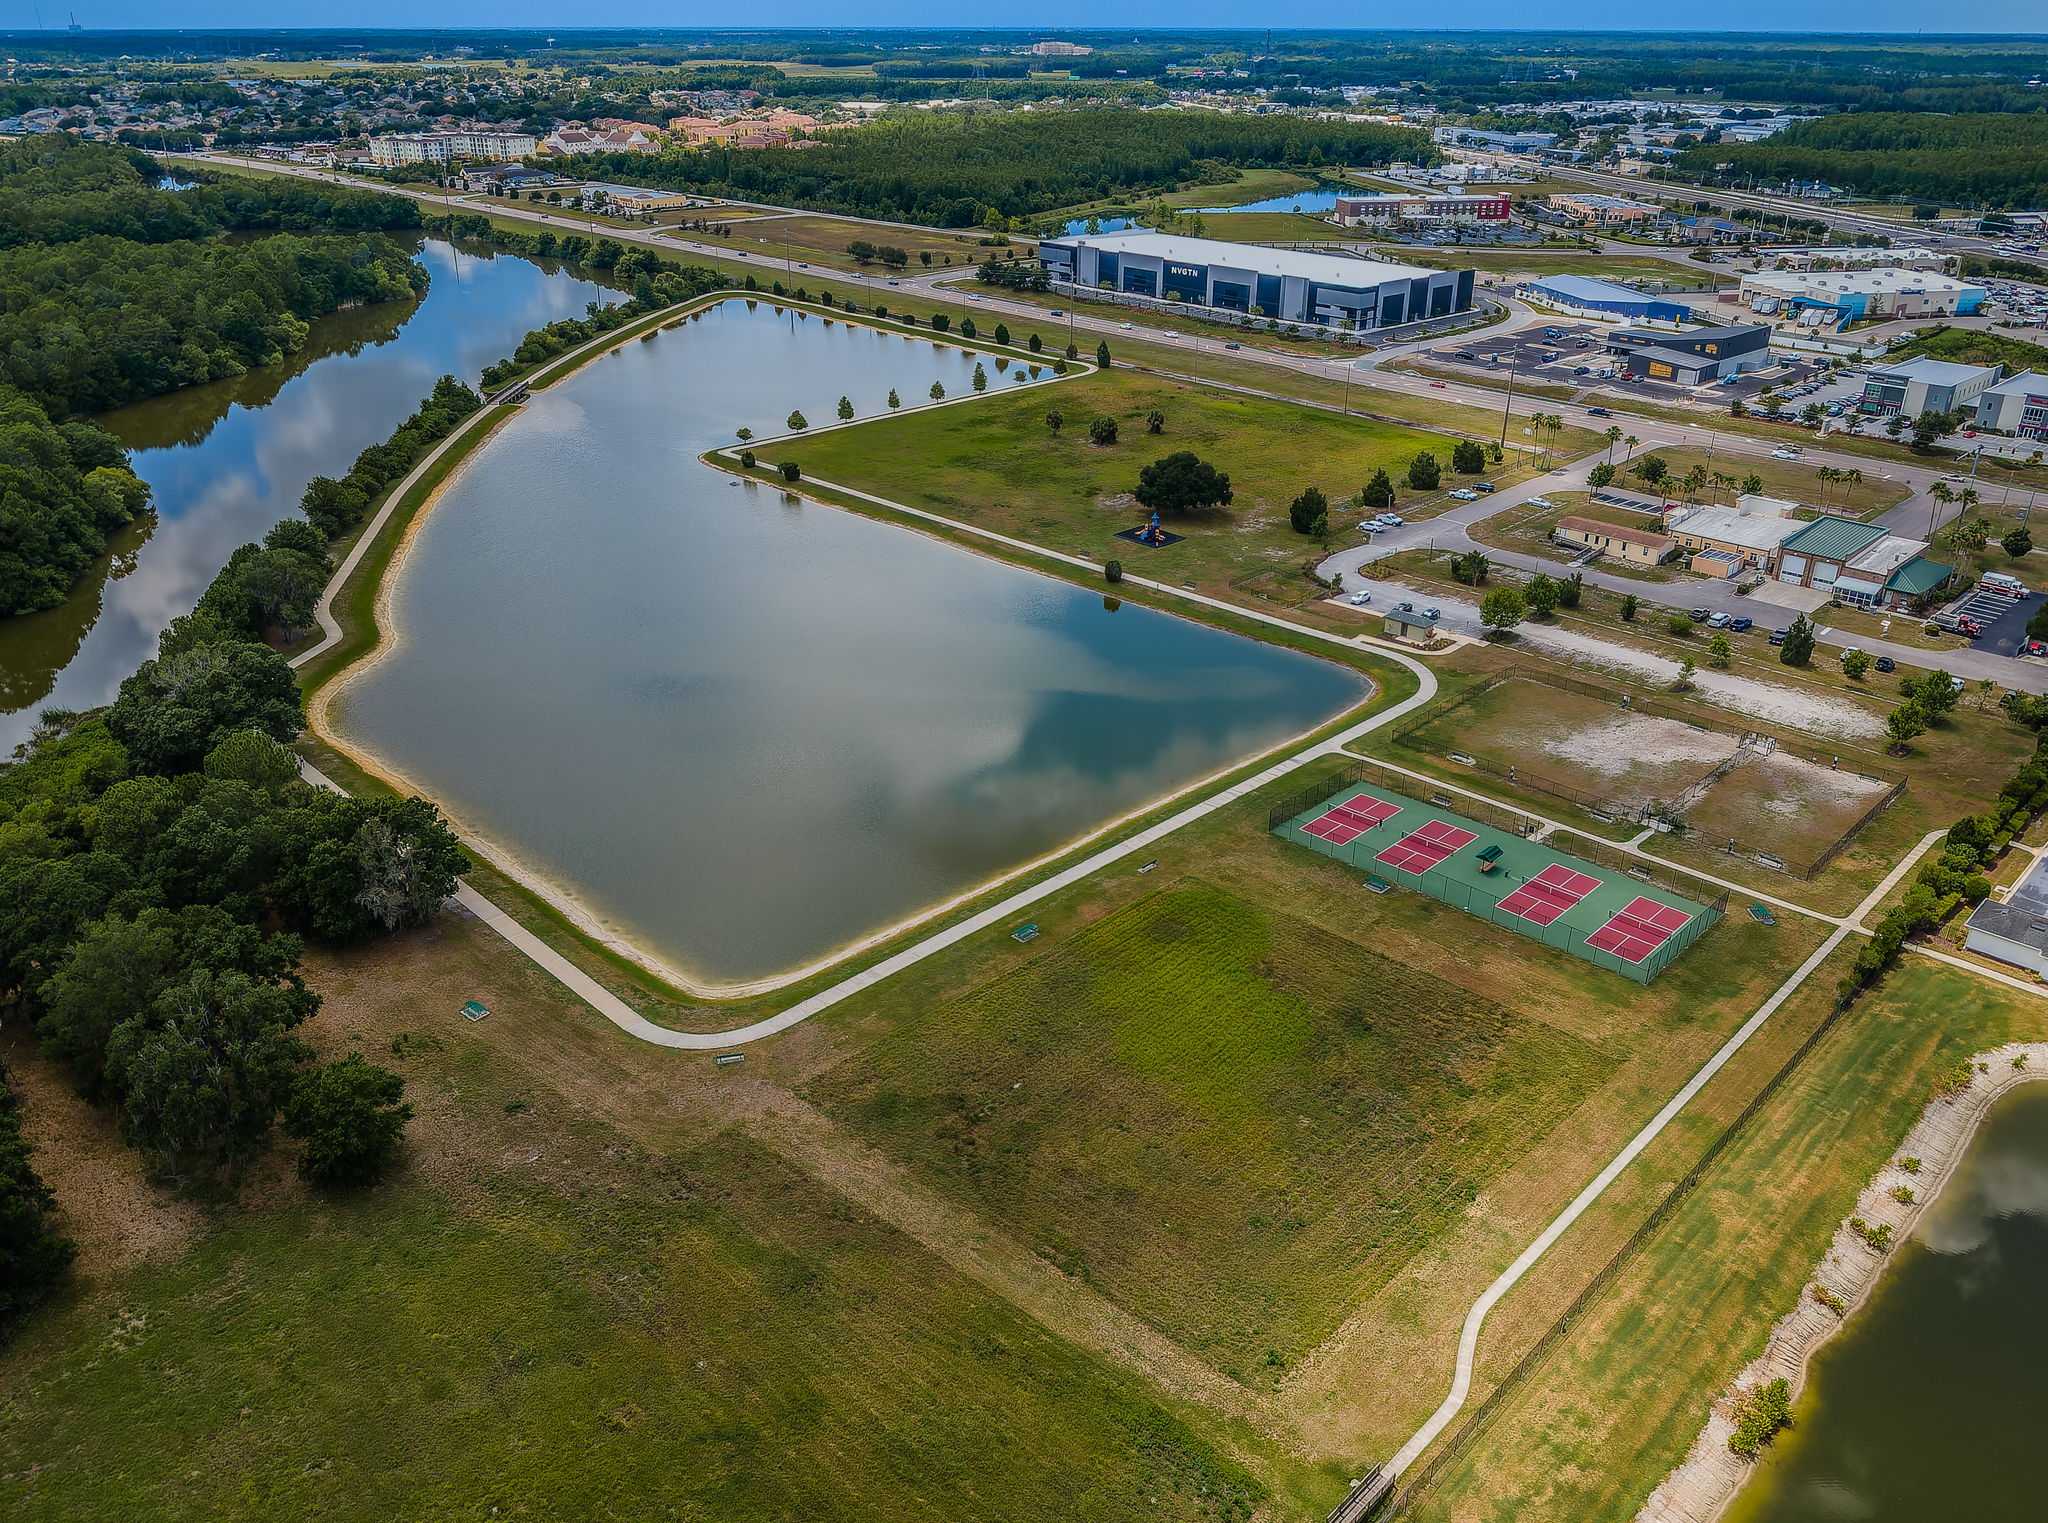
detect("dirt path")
[743,1089,1300,1453]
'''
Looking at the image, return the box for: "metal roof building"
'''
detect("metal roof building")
[1037,232,1475,330]
[1523,274,1692,324]
[1966,852,2048,975]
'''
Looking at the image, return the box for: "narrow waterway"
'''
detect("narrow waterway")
[332,299,1366,987]
[0,238,616,748]
[1726,1082,2048,1523]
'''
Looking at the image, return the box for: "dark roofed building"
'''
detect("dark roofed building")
[1965,853,2048,975]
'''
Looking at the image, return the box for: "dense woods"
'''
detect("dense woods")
[0,136,422,247]
[1677,113,2048,210]
[547,108,1431,225]
[0,389,151,617]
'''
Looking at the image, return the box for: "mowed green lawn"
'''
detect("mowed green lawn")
[791,370,1477,594]
[805,875,1747,1384]
[0,1128,1264,1523]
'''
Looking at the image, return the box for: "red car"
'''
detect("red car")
[1430,380,1447,388]
[2025,641,2048,659]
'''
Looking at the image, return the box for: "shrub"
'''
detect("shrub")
[282,1055,413,1187]
[1620,593,1639,622]
[1666,613,1695,637]
[1406,451,1441,490]
[1088,415,1119,446]
[1727,1378,1793,1458]
[738,449,755,468]
[777,460,800,482]
[1288,486,1330,536]
[1104,559,1123,585]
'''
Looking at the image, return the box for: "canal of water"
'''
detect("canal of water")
[329,298,1367,988]
[0,237,616,749]
[1725,1081,2048,1523]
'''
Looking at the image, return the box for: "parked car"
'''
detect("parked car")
[2023,643,2048,660]
[1375,513,1406,527]
[1706,612,1732,628]
[1424,606,1441,619]
[1448,488,1479,501]
[1690,607,1711,621]
[1526,495,1554,509]
[1473,482,1498,494]
[1348,591,1373,606]
[1769,628,1789,645]
[1574,366,1591,375]
[1729,616,1753,632]
[1875,655,1897,672]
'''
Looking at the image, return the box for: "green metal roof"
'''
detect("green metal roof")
[1782,516,1888,562]
[1884,557,1954,596]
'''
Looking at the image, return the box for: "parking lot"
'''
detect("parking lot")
[1422,322,1831,406]
[1943,585,2042,659]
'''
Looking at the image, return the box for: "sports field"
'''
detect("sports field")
[1275,780,1718,980]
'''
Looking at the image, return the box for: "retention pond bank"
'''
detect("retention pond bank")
[328,299,1366,989]
[1722,1074,2048,1523]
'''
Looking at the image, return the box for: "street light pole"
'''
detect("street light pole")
[1497,361,1520,452]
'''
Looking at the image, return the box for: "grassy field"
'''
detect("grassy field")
[1396,960,2048,1523]
[805,881,1620,1381]
[699,212,1014,271]
[783,368,1533,606]
[1610,444,1913,519]
[1054,168,1320,219]
[1191,212,1349,245]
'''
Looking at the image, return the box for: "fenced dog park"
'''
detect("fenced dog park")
[1387,668,1904,879]
[1272,765,1722,983]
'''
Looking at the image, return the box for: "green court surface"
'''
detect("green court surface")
[1273,780,1719,982]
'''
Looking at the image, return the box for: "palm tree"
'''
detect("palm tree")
[1928,480,1956,539]
[1813,465,1839,509]
[1683,463,1710,501]
[1623,433,1640,460]
[1604,424,1624,461]
[1711,471,1737,504]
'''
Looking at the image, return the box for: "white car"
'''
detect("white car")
[1525,495,1554,509]
[1376,513,1406,526]
[1120,323,1134,330]
[1770,448,1799,460]
[1348,591,1373,606]
[1447,488,1479,501]
[1163,331,1182,338]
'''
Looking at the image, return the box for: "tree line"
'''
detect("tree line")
[0,137,422,249]
[0,388,152,617]
[542,107,1430,227]
[1677,113,2048,211]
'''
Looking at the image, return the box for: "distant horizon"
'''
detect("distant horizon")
[7,15,2046,39]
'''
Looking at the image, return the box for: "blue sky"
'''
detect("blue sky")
[12,7,2048,34]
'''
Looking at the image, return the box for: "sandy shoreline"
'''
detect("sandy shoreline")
[1636,1040,2048,1523]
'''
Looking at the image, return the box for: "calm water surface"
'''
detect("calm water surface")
[334,300,1365,985]
[0,238,615,748]
[1727,1082,2048,1523]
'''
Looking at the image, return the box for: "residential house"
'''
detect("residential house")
[1774,517,1952,610]
[1553,516,1676,566]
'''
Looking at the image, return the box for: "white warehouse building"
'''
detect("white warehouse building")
[1036,232,1475,330]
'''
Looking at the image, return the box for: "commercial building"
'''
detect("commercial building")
[1963,852,2048,976]
[1553,516,1675,567]
[1765,245,1949,273]
[585,184,699,215]
[1330,192,1512,227]
[1434,126,1557,152]
[1605,323,1772,384]
[1523,274,1692,324]
[1858,356,2003,418]
[1774,517,1951,610]
[458,163,559,193]
[1030,39,1092,55]
[1664,498,1806,577]
[1739,268,1985,326]
[1546,192,1662,226]
[1971,372,2048,440]
[1036,233,1474,330]
[369,130,537,166]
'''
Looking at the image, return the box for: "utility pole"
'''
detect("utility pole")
[1497,360,1521,451]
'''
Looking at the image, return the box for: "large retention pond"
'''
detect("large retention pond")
[332,299,1366,988]
[1726,1082,2048,1523]
[0,238,614,750]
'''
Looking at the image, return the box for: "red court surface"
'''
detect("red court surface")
[1375,818,1479,875]
[1585,896,1694,964]
[1301,792,1403,846]
[1495,862,1602,927]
